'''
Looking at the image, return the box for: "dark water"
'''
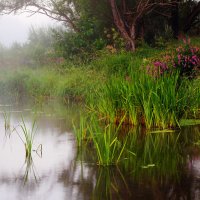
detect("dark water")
[0,100,200,200]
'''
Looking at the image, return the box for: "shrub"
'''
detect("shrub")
[174,38,200,78]
[146,39,200,79]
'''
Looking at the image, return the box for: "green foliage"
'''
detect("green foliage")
[91,50,151,77]
[24,26,58,65]
[53,19,107,62]
[104,28,125,49]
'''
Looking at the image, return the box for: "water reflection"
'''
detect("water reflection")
[23,155,38,184]
[0,101,199,199]
[79,125,200,200]
[0,102,78,200]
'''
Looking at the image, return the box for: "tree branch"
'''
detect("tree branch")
[0,0,79,32]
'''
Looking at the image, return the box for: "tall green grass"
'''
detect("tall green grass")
[14,117,38,158]
[88,71,199,129]
[89,124,128,166]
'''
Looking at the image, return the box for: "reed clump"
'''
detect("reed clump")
[74,115,135,166]
[88,71,199,129]
[73,115,187,170]
[14,117,39,159]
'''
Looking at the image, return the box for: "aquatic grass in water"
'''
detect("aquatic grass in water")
[15,117,39,158]
[89,124,126,166]
[76,122,188,182]
[73,117,89,147]
[74,115,133,166]
[21,117,36,158]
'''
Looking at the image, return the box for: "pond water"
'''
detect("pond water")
[0,99,200,200]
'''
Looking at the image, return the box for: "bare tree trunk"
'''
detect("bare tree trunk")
[108,0,174,51]
[108,0,136,51]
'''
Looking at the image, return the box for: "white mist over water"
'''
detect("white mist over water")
[0,13,56,47]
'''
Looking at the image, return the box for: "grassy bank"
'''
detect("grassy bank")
[0,38,200,129]
[88,72,199,128]
[0,66,105,103]
[0,45,159,102]
[1,38,200,167]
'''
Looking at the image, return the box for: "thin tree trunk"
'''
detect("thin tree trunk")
[108,0,136,51]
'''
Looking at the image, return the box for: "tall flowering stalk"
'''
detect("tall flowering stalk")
[146,54,174,77]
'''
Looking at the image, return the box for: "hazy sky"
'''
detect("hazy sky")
[0,13,56,47]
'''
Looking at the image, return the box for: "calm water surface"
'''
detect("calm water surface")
[0,100,200,200]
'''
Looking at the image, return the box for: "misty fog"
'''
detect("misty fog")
[0,13,56,47]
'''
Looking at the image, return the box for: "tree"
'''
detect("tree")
[0,0,199,53]
[108,0,176,51]
[0,0,80,31]
[0,0,112,33]
[0,0,111,50]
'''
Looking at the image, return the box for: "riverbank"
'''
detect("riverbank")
[0,38,200,128]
